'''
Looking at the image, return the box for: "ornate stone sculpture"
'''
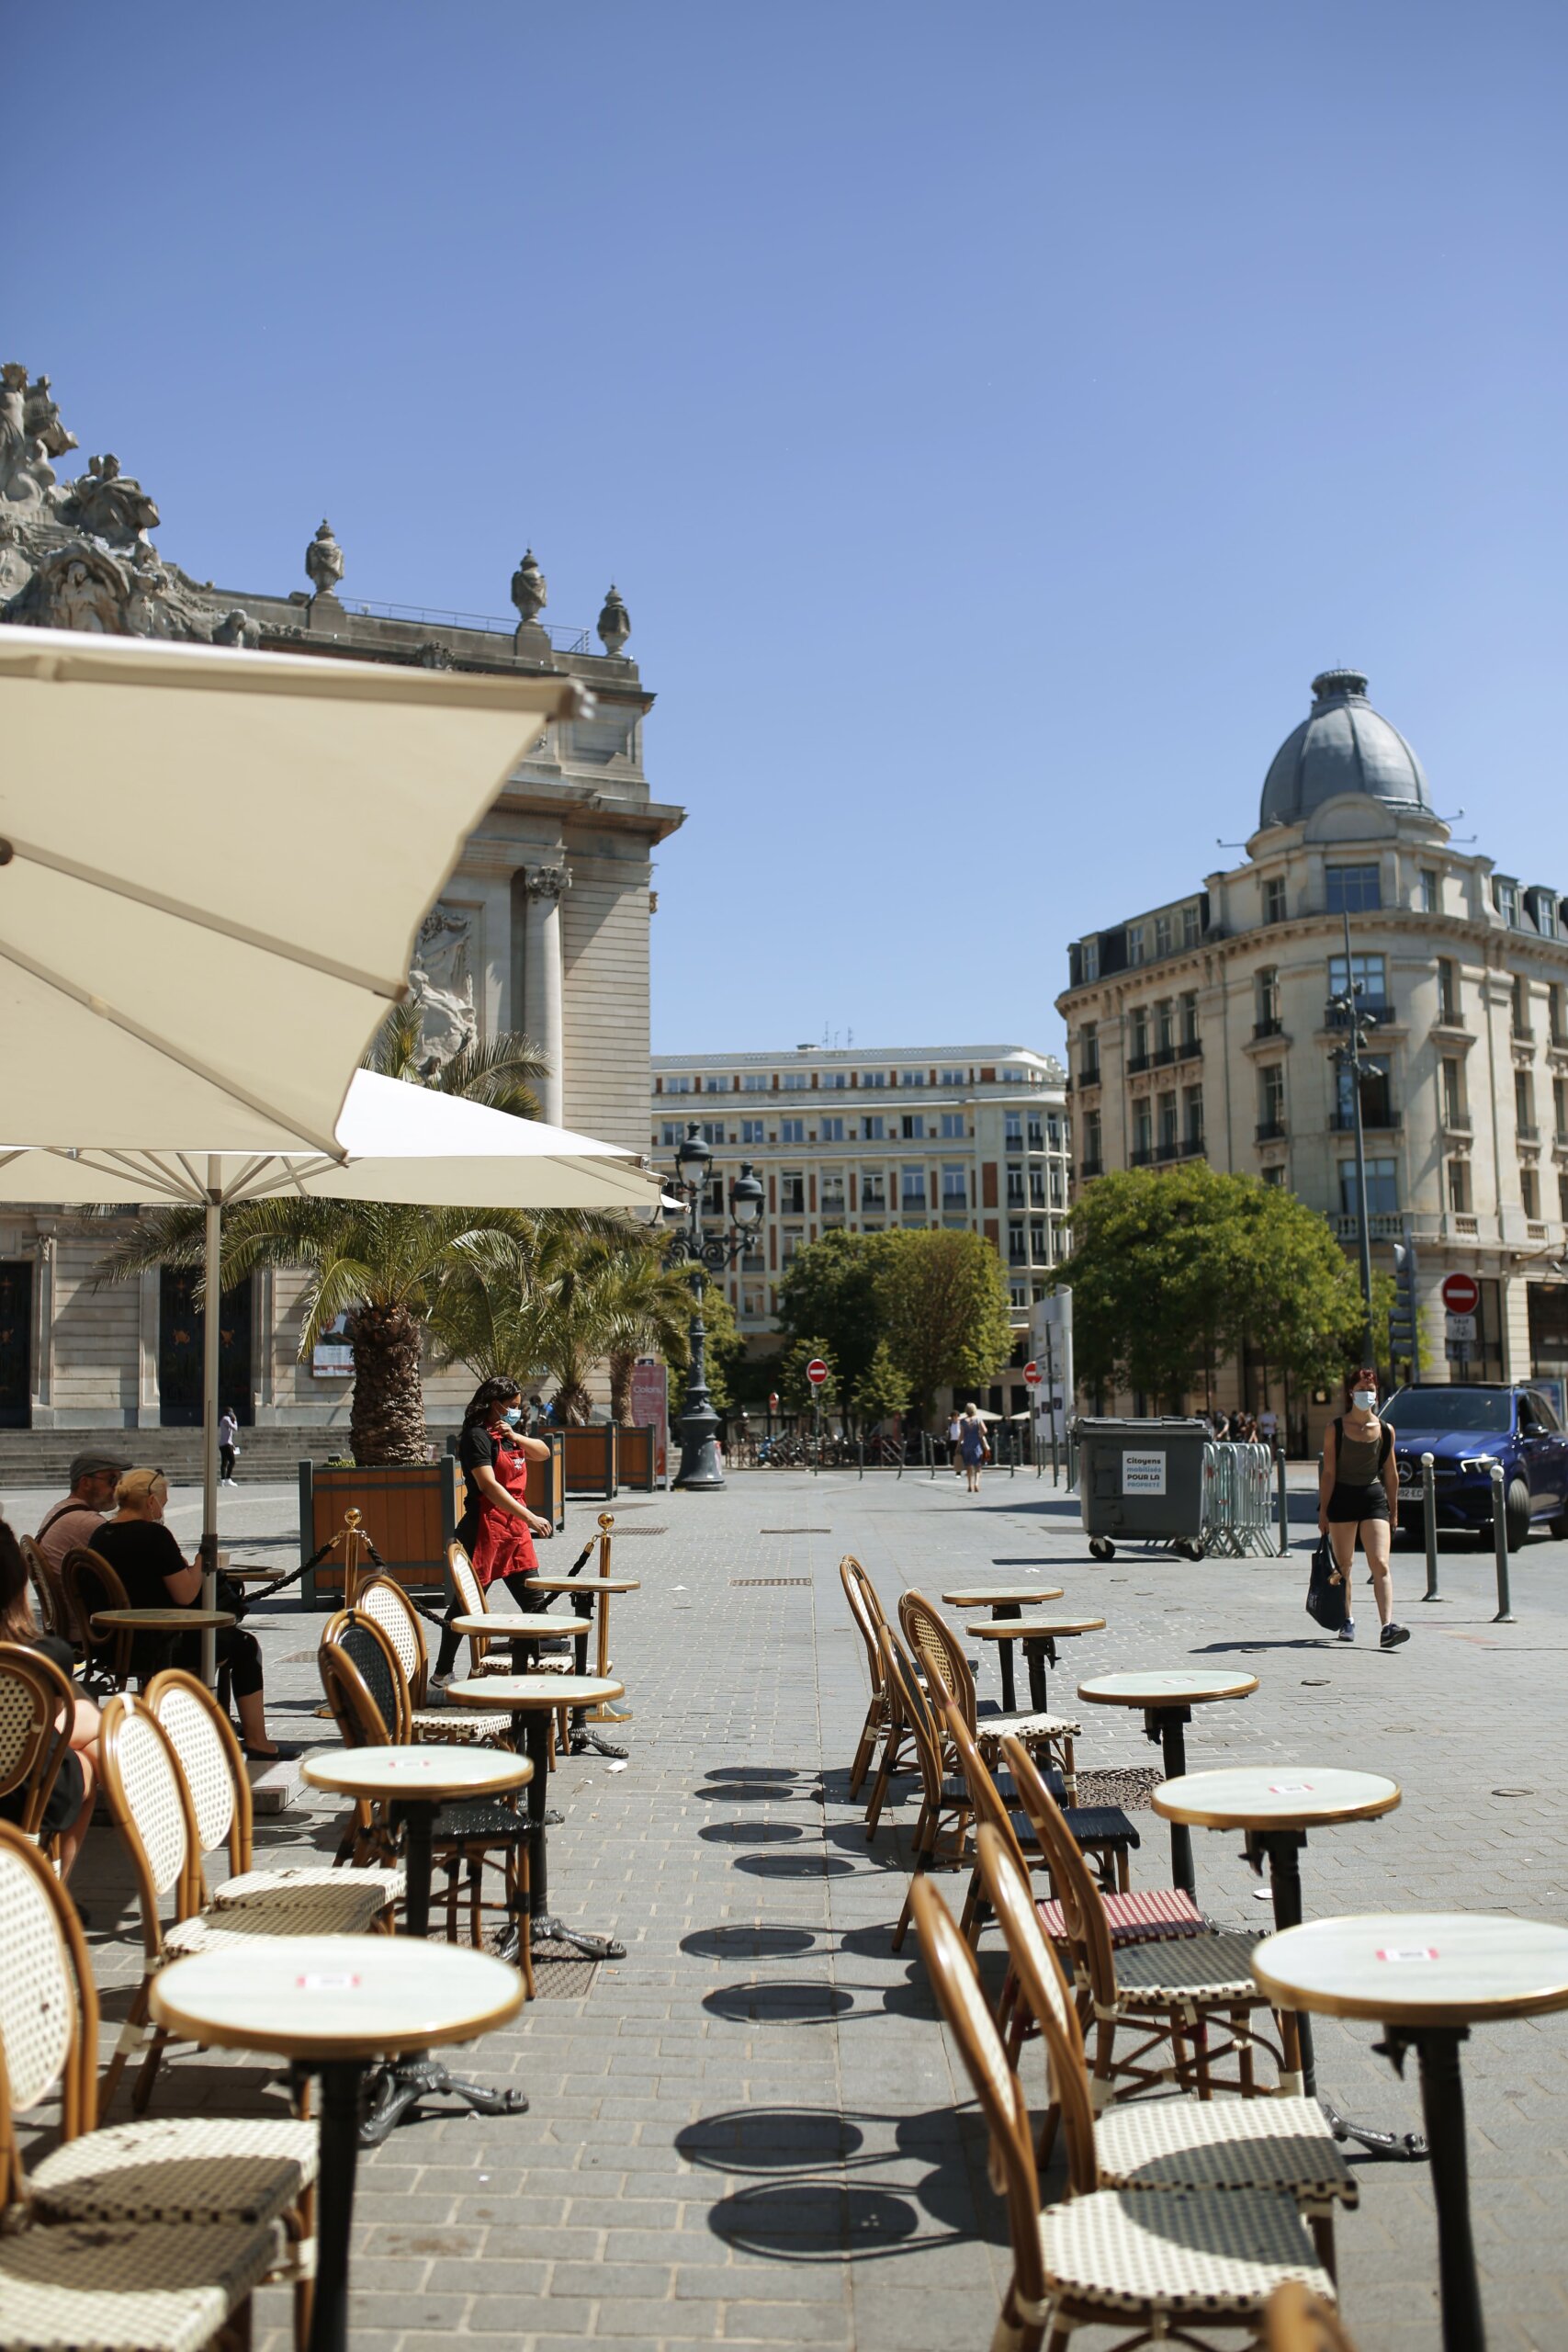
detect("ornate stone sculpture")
[0,364,62,511]
[57,454,161,547]
[597,583,631,658]
[305,519,344,598]
[510,548,547,627]
[407,906,478,1074]
[523,864,570,905]
[24,376,76,462]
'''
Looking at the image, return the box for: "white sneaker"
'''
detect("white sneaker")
[1337,1618,1356,1644]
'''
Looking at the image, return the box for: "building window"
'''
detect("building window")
[1256,967,1280,1035]
[1258,1064,1285,1136]
[939,1068,966,1087]
[822,1071,848,1089]
[1006,1164,1025,1207]
[1030,1219,1047,1261]
[1126,924,1146,967]
[1551,984,1568,1046]
[1081,938,1100,981]
[1328,952,1387,1015]
[703,1076,728,1092]
[660,1121,682,1147]
[1448,1159,1471,1213]
[1262,1164,1286,1188]
[1437,958,1461,1023]
[1495,877,1520,927]
[1004,1108,1022,1146]
[1010,1281,1028,1308]
[742,1072,769,1091]
[901,1169,926,1207]
[1133,1103,1153,1160]
[1441,1061,1465,1130]
[700,1121,726,1146]
[1154,1091,1176,1152]
[898,1069,927,1088]
[1522,1166,1540,1220]
[782,1071,808,1091]
[821,1174,846,1218]
[740,1119,767,1146]
[666,1075,693,1094]
[1263,876,1287,925]
[1155,999,1175,1056]
[1516,1070,1537,1140]
[779,1118,805,1144]
[1048,1114,1063,1150]
[1419,867,1440,913]
[1512,976,1533,1040]
[1028,1166,1046,1206]
[1081,1110,1102,1174]
[861,1071,887,1089]
[861,1171,886,1212]
[1560,1170,1568,1225]
[901,1114,926,1140]
[1326,863,1382,913]
[1128,1007,1149,1067]
[819,1116,844,1142]
[1008,1220,1026,1264]
[1078,1023,1099,1084]
[942,1165,967,1205]
[1027,1115,1044,1153]
[779,1171,805,1214]
[1335,1057,1392,1131]
[781,1227,803,1265]
[940,1112,964,1139]
[1179,990,1200,1046]
[1554,1075,1568,1142]
[1340,1158,1399,1216]
[862,1114,885,1142]
[1154,913,1172,958]
[1183,1086,1204,1150]
[1182,902,1201,949]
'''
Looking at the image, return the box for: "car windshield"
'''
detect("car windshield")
[1382,1388,1511,1435]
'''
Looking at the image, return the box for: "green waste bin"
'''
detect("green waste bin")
[1073,1416,1212,1560]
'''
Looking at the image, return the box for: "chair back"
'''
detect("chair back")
[319,1609,407,1747]
[0,1823,97,2202]
[1000,1734,1116,2007]
[0,1642,76,1839]
[1265,2282,1359,2352]
[446,1543,496,1675]
[976,1821,1099,2194]
[357,1574,431,1706]
[839,1557,888,1700]
[18,1536,65,1646]
[62,1547,131,1686]
[941,1701,1032,1882]
[144,1669,251,1889]
[97,1696,198,1952]
[908,1875,1048,2322]
[897,1590,979,1746]
[875,1624,944,1813]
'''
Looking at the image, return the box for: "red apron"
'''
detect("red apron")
[468,1437,539,1589]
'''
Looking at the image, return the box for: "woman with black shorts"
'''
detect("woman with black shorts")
[1317,1364,1409,1651]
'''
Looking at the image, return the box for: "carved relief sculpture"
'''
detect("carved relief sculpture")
[407,905,479,1074]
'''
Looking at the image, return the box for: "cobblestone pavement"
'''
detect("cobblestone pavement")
[12,1464,1568,2350]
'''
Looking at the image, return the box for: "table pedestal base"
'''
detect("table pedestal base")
[1374,2026,1482,2350]
[517,1707,626,1963]
[359,2056,528,2148]
[1145,1707,1194,1894]
[570,1725,629,1759]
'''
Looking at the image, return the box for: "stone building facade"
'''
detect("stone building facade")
[1056,667,1568,1442]
[0,365,682,1432]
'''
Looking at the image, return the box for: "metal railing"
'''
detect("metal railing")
[342,596,594,653]
[1200,1442,1283,1556]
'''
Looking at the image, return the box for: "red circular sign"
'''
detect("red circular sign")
[806,1358,829,1387]
[1441,1272,1480,1315]
[768,1392,780,1410]
[1023,1361,1042,1385]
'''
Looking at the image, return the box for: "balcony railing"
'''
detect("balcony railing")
[1329,1108,1402,1132]
[1256,1120,1287,1143]
[1130,1146,1155,1169]
[1126,1053,1151,1075]
[1079,1158,1104,1180]
[1333,1212,1405,1240]
[1517,1124,1541,1143]
[1325,1000,1392,1029]
[1253,1017,1283,1040]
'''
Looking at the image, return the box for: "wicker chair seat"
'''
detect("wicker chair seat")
[209,1860,406,1909]
[976,1710,1081,1744]
[1037,1886,1206,1945]
[434,1798,532,1845]
[1112,1929,1265,2008]
[163,1883,389,1961]
[410,1705,513,1745]
[1094,2096,1357,2208]
[31,2113,318,2227]
[1033,2184,1331,2321]
[0,2214,277,2352]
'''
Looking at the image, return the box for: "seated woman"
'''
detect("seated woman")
[0,1517,101,1877]
[90,1469,293,1758]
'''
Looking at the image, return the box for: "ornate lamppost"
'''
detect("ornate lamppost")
[1326,911,1378,1364]
[663,1125,763,1490]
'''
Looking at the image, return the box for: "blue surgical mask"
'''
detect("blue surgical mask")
[502,1406,523,1426]
[1352,1389,1377,1412]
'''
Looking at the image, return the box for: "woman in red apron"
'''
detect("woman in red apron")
[434,1377,553,1679]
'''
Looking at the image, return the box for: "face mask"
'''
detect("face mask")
[502,1406,523,1426]
[1352,1389,1377,1412]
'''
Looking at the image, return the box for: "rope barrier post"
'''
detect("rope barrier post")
[1420,1453,1441,1602]
[1488,1460,1516,1623]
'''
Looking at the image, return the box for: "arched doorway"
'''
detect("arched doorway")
[158,1270,254,1427]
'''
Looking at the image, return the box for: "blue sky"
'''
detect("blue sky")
[12,3,1566,1058]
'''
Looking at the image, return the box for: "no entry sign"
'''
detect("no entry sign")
[806,1358,829,1387]
[1441,1272,1480,1316]
[1023,1361,1042,1385]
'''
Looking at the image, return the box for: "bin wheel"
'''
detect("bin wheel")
[1088,1537,1115,1562]
[1179,1540,1205,1561]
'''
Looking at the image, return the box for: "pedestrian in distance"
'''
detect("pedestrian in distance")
[958,1403,990,1495]
[217,1407,239,1486]
[1318,1364,1409,1651]
[946,1407,964,1475]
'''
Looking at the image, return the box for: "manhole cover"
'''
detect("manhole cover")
[730,1577,812,1588]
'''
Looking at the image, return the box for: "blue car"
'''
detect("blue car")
[1382,1383,1568,1550]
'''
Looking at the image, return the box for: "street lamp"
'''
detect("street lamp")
[1326,910,1377,1364]
[663,1124,763,1489]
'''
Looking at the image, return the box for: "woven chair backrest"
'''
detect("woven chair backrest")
[975,1822,1098,2194]
[62,1546,129,1664]
[146,1669,249,1873]
[0,1824,96,2136]
[0,1643,64,1803]
[18,1537,62,1642]
[875,1624,942,1808]
[940,1701,1030,1880]
[98,1695,195,1928]
[897,1592,977,1738]
[908,1876,1046,2317]
[357,1576,427,1703]
[447,1544,495,1670]
[838,1558,886,1698]
[320,1610,405,1746]
[1265,2283,1360,2352]
[999,1734,1115,2004]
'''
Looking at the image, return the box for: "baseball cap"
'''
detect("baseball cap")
[68,1448,130,1488]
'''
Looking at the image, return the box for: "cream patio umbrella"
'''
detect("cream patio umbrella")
[0,622,592,1663]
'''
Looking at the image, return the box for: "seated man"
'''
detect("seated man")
[35,1449,129,1576]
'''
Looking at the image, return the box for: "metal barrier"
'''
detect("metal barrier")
[1200,1441,1283,1556]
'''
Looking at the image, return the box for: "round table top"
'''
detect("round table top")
[446,1673,625,1710]
[91,1608,236,1632]
[1153,1766,1401,1832]
[1079,1669,1259,1710]
[448,1613,592,1639]
[301,1744,532,1802]
[1252,1914,1568,2029]
[967,1615,1104,1639]
[525,1577,640,1595]
[942,1586,1065,1607]
[149,1933,523,2060]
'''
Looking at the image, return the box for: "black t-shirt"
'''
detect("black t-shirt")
[457,1422,499,1548]
[90,1520,192,1609]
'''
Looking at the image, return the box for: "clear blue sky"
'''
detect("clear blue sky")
[13,3,1565,1059]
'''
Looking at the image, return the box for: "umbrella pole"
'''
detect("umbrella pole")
[199,1167,221,1689]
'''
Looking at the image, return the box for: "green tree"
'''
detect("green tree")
[777,1338,838,1412]
[364,1002,551,1122]
[776,1230,891,1398]
[876,1230,1013,1428]
[852,1339,910,1428]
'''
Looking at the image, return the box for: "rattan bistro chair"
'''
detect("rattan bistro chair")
[1265,2281,1362,2352]
[909,1873,1333,2352]
[0,1822,310,2349]
[0,1641,79,1863]
[899,1589,1081,1804]
[18,1535,71,1654]
[942,1702,1153,1938]
[356,1573,513,1747]
[1002,1736,1284,2107]
[62,1544,134,1693]
[840,1556,911,1807]
[976,1823,1355,2278]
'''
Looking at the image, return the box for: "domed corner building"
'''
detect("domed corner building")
[1055,665,1568,1453]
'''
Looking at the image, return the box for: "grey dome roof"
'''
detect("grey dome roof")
[1260,669,1430,830]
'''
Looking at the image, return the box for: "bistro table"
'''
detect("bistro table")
[941,1585,1064,1712]
[301,1744,534,2143]
[447,1673,626,1961]
[150,1933,522,2352]
[527,1573,641,1755]
[965,1612,1104,1714]
[1253,1914,1568,2352]
[1077,1669,1258,1895]
[1153,1766,1421,2159]
[90,1605,235,1685]
[449,1611,592,1674]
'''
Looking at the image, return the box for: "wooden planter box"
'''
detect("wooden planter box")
[617,1423,660,1491]
[299,1459,457,1608]
[561,1423,617,1499]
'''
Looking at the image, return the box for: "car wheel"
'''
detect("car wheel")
[1505,1478,1532,1553]
[1552,1507,1568,1541]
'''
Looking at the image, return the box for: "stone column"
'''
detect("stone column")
[522,865,570,1126]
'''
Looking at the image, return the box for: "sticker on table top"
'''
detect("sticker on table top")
[1268,1782,1314,1794]
[297,1973,362,1991]
[1121,1450,1167,1496]
[1376,1947,1438,1963]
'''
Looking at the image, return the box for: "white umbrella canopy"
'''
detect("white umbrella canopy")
[0,625,583,1152]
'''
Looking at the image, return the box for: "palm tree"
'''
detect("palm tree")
[435,1229,691,1426]
[364,1002,551,1121]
